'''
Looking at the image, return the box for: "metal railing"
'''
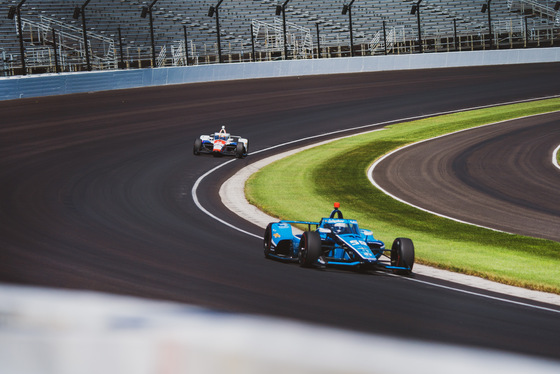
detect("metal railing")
[157,44,166,67]
[370,25,406,54]
[509,0,560,25]
[251,18,313,59]
[13,15,117,72]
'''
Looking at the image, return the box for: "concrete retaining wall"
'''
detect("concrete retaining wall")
[1,47,560,101]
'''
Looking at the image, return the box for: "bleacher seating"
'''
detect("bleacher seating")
[0,0,558,73]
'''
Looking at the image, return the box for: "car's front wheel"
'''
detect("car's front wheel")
[235,143,245,158]
[263,223,273,259]
[298,231,322,268]
[391,237,415,275]
[193,138,202,155]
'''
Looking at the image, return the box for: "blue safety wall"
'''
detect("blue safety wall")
[1,47,560,101]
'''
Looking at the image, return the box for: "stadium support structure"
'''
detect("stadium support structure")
[251,18,313,59]
[12,15,117,72]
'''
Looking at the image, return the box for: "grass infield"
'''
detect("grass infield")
[246,98,560,294]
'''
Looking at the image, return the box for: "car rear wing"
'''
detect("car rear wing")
[279,220,320,231]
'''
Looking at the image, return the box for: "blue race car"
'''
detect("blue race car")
[263,203,414,275]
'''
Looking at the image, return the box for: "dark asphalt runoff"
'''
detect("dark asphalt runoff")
[373,111,560,241]
[1,63,560,360]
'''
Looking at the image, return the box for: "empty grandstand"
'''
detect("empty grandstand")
[1,0,559,76]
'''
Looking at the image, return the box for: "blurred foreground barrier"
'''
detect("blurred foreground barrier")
[1,283,560,374]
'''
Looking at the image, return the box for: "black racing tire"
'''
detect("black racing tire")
[193,138,202,155]
[391,237,415,275]
[263,223,273,259]
[298,231,322,268]
[235,142,245,158]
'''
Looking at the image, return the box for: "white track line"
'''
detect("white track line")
[368,110,560,233]
[190,158,261,238]
[396,274,560,314]
[553,144,560,171]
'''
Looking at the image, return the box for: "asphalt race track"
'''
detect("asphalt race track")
[2,63,560,359]
[373,111,560,241]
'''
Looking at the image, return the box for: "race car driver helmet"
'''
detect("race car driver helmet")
[333,222,348,234]
[218,126,228,140]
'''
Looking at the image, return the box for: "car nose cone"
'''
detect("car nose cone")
[213,140,226,152]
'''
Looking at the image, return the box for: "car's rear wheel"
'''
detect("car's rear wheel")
[263,223,273,259]
[391,238,415,275]
[193,138,202,155]
[298,231,322,268]
[235,143,245,158]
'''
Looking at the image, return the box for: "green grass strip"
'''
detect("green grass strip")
[246,98,560,294]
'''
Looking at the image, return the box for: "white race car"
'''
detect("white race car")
[193,126,248,158]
